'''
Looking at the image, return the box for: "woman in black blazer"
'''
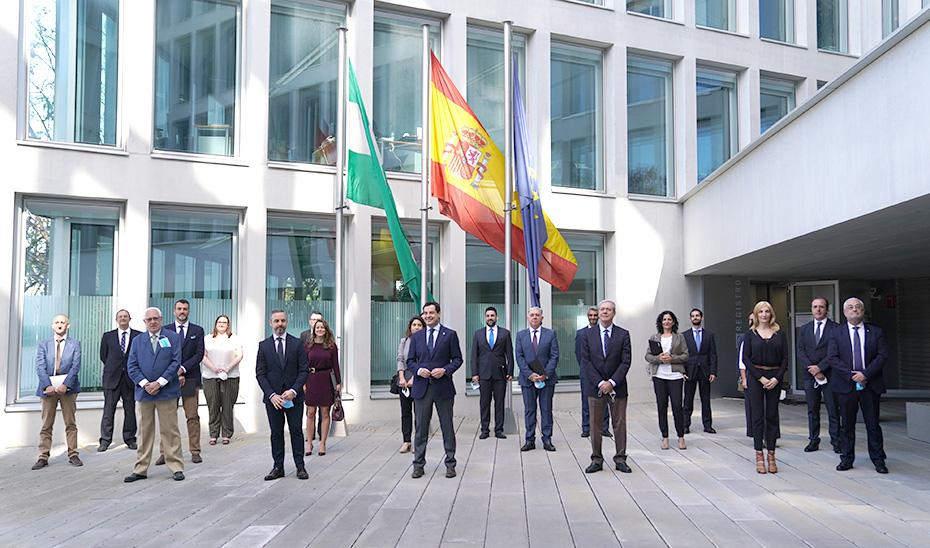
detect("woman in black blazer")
[742,301,788,474]
[645,311,689,450]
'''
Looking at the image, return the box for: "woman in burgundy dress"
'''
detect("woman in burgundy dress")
[304,320,341,456]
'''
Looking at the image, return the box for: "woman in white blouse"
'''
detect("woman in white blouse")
[201,315,243,445]
[645,310,690,450]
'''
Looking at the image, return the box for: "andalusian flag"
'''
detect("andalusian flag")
[346,59,430,304]
[429,53,577,292]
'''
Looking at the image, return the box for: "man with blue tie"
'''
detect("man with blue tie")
[406,301,463,479]
[576,306,610,438]
[580,300,633,473]
[797,297,841,453]
[515,307,559,452]
[827,297,889,474]
[471,306,514,440]
[158,299,205,465]
[682,309,718,434]
[98,309,141,452]
[32,314,83,470]
[124,307,185,482]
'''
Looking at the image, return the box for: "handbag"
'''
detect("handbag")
[331,394,344,421]
[389,373,401,395]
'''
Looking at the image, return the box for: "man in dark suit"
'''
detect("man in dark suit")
[406,301,463,479]
[32,314,83,470]
[157,299,206,465]
[98,309,141,452]
[256,309,310,480]
[515,307,559,452]
[299,310,324,345]
[124,307,185,482]
[580,300,633,473]
[471,306,514,439]
[576,306,610,438]
[827,297,889,474]
[797,297,841,453]
[683,308,718,434]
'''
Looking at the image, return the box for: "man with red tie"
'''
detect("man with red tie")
[33,314,83,470]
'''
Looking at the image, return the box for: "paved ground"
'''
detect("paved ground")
[2,396,930,547]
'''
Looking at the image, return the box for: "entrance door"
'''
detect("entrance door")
[788,281,839,394]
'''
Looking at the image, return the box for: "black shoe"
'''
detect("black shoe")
[412,466,424,479]
[69,456,83,467]
[155,455,166,466]
[543,442,556,452]
[603,430,613,438]
[585,462,602,473]
[616,461,632,473]
[127,441,138,450]
[836,461,853,471]
[875,462,888,474]
[520,442,536,452]
[479,432,490,439]
[173,471,185,481]
[296,467,309,480]
[804,441,820,452]
[684,427,691,434]
[495,432,507,439]
[98,442,110,452]
[124,472,147,483]
[833,444,842,454]
[581,431,590,438]
[704,427,716,434]
[264,468,285,481]
[446,466,456,478]
[31,459,48,470]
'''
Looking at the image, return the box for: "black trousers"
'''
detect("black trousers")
[100,381,137,445]
[413,382,456,467]
[747,378,780,451]
[399,392,414,443]
[683,372,713,429]
[837,388,886,465]
[804,378,840,445]
[265,400,305,470]
[479,377,507,435]
[653,377,685,438]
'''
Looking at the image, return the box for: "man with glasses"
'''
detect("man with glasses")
[124,307,185,482]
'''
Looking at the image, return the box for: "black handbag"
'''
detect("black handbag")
[389,373,401,394]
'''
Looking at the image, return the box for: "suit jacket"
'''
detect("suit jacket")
[796,319,839,379]
[580,323,632,398]
[683,328,718,378]
[165,322,205,396]
[127,329,182,402]
[256,333,310,405]
[100,328,142,391]
[470,327,514,380]
[825,322,887,395]
[300,329,313,345]
[514,327,559,388]
[35,336,82,397]
[405,324,463,400]
[644,332,689,377]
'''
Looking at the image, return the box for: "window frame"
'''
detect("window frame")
[759,0,796,44]
[696,66,739,183]
[816,0,848,53]
[759,75,797,133]
[627,54,675,198]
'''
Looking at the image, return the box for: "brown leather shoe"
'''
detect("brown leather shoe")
[191,454,202,464]
[69,455,83,467]
[411,466,424,479]
[155,455,166,466]
[445,466,456,478]
[31,459,48,470]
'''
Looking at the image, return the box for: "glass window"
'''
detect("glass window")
[697,0,736,31]
[466,28,526,153]
[627,56,674,197]
[25,0,120,145]
[370,222,439,387]
[265,216,335,337]
[760,77,796,133]
[883,0,899,38]
[760,0,795,43]
[551,43,603,191]
[696,68,738,183]
[372,12,440,174]
[627,0,670,18]
[18,199,119,398]
[551,234,604,381]
[154,0,240,155]
[150,208,238,330]
[817,0,848,52]
[268,1,344,164]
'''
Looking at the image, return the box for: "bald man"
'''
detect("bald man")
[33,314,83,470]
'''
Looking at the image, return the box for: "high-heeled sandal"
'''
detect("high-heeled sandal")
[767,450,778,474]
[756,451,767,474]
[661,438,669,450]
[678,437,686,450]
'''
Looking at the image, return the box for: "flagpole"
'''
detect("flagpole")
[502,21,517,435]
[420,24,430,310]
[334,27,347,368]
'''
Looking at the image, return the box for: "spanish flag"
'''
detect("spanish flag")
[429,53,577,292]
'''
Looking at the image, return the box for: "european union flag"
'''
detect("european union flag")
[513,56,548,308]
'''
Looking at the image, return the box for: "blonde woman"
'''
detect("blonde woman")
[742,301,788,474]
[645,311,690,450]
[201,315,243,445]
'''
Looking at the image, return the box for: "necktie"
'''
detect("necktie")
[815,321,822,343]
[852,326,863,371]
[603,328,611,356]
[151,333,158,353]
[695,329,702,351]
[428,329,435,353]
[179,325,186,347]
[532,330,538,353]
[120,331,127,355]
[54,338,63,375]
[488,328,495,348]
[276,337,285,362]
